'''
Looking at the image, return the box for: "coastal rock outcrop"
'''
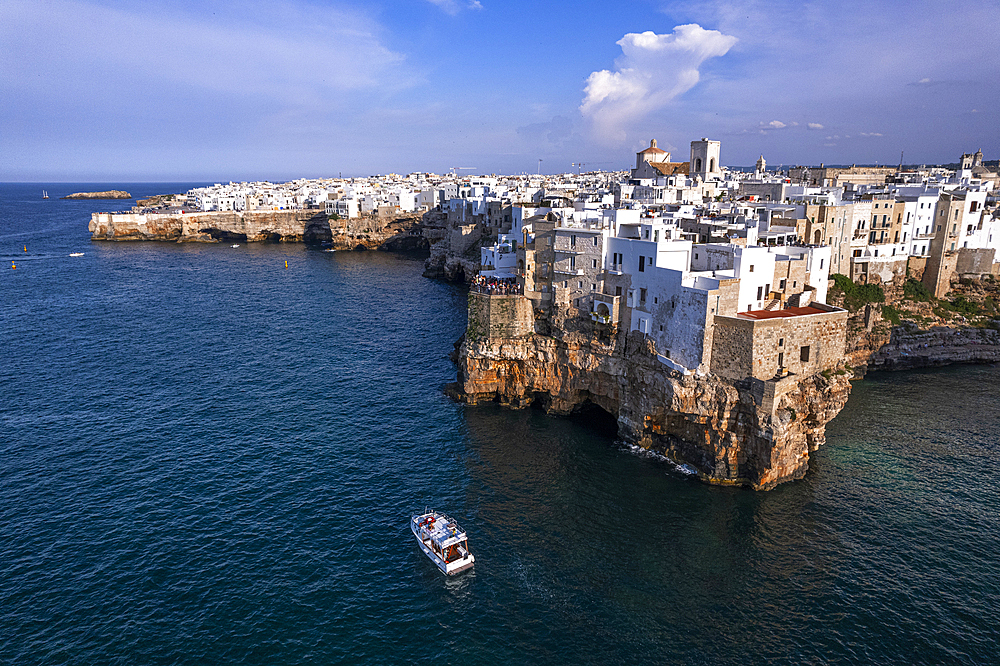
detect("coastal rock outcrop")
[63,190,132,199]
[89,209,430,252]
[452,317,852,490]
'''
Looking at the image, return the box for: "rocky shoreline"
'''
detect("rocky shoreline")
[450,324,853,490]
[89,209,430,252]
[447,297,998,490]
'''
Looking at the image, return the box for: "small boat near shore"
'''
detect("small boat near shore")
[411,510,474,575]
[69,252,84,257]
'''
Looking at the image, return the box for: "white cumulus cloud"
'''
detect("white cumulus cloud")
[767,120,787,129]
[807,123,824,130]
[580,24,737,143]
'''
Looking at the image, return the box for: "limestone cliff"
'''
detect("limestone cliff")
[832,273,1000,372]
[89,209,430,252]
[452,317,852,491]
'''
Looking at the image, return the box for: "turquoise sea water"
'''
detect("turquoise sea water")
[2,183,999,664]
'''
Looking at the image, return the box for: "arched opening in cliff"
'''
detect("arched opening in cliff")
[199,228,248,243]
[527,393,619,438]
[303,217,333,246]
[380,235,430,256]
[570,401,619,438]
[262,231,282,243]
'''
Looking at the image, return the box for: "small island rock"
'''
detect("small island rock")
[62,190,132,200]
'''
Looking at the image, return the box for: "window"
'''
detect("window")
[779,279,786,290]
[778,338,784,347]
[578,281,583,288]
[654,297,658,304]
[593,236,598,246]
[571,234,577,246]
[778,352,784,368]
[640,288,647,304]
[570,256,576,269]
[563,281,568,288]
[639,256,645,272]
[757,286,763,300]
[659,325,663,332]
[644,229,650,239]
[800,345,810,362]
[615,286,622,296]
[592,283,596,291]
[749,265,754,272]
[654,230,659,242]
[592,259,598,269]
[820,258,824,269]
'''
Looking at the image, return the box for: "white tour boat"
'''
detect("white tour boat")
[410,511,475,575]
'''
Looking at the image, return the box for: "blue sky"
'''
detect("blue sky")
[3,0,998,180]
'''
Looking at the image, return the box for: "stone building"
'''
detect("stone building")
[710,305,848,381]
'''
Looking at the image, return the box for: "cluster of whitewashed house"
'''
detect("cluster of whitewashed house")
[184,172,622,221]
[476,139,999,378]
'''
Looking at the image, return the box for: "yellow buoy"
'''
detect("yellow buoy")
[11,263,15,269]
[24,245,27,252]
[285,260,288,269]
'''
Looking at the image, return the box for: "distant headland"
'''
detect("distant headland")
[62,190,132,200]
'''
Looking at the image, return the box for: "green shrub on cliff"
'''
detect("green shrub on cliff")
[947,296,980,316]
[903,278,933,302]
[830,273,885,311]
[881,304,902,325]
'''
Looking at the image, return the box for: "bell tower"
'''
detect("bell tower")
[690,138,722,180]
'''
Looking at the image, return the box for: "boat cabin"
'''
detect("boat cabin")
[411,512,475,574]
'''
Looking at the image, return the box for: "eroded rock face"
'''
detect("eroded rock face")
[454,328,852,490]
[89,210,431,253]
[870,325,1000,370]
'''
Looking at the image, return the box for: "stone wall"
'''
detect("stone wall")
[955,248,996,276]
[710,307,848,380]
[466,293,533,341]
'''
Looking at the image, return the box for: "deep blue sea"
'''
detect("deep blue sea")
[2,182,999,664]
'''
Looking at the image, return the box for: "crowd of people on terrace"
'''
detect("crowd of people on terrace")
[472,274,519,295]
